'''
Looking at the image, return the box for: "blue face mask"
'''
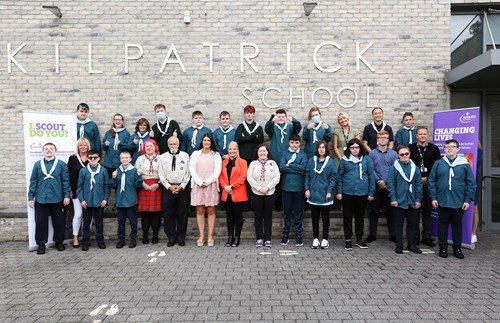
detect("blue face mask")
[311,115,321,124]
[156,112,166,120]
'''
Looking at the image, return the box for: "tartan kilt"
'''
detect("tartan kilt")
[137,178,163,212]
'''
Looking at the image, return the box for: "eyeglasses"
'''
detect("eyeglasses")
[88,156,99,160]
[378,137,389,140]
[399,152,410,156]
[350,146,360,149]
[444,145,458,149]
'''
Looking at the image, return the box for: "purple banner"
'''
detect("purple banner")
[432,107,480,248]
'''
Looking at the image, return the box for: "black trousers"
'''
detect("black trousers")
[142,211,161,239]
[342,194,367,241]
[82,206,104,243]
[252,193,275,241]
[415,184,432,242]
[225,195,244,237]
[163,187,189,243]
[393,206,418,249]
[310,205,330,240]
[369,186,394,237]
[437,206,464,249]
[274,180,283,209]
[35,201,65,245]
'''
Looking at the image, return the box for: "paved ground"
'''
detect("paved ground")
[1,232,500,323]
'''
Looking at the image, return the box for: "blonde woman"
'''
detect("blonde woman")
[67,138,91,247]
[333,112,360,165]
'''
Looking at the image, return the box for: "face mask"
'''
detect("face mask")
[156,112,166,120]
[311,115,321,124]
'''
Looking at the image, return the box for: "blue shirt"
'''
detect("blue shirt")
[279,149,307,192]
[387,160,423,209]
[102,129,131,168]
[369,147,398,182]
[304,157,337,205]
[302,124,333,159]
[265,117,302,160]
[28,158,71,203]
[181,126,212,156]
[213,126,236,157]
[337,156,376,197]
[77,165,111,208]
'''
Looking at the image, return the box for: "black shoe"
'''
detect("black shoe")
[142,237,150,244]
[129,239,137,248]
[152,236,159,244]
[422,238,436,247]
[355,240,368,249]
[178,241,185,247]
[453,248,464,259]
[82,243,89,251]
[395,246,403,254]
[98,242,106,249]
[232,236,240,247]
[389,235,397,243]
[116,240,125,249]
[37,244,45,255]
[407,245,422,254]
[439,247,448,258]
[225,236,233,247]
[55,243,66,251]
[364,235,376,243]
[167,241,175,247]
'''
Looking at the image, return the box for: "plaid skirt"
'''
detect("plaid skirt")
[137,178,163,212]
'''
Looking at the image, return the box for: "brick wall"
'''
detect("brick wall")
[0,1,451,208]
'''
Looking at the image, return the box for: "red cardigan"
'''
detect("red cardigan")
[219,156,248,202]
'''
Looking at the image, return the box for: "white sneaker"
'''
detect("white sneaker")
[471,234,478,244]
[256,239,263,248]
[311,238,320,249]
[320,239,329,249]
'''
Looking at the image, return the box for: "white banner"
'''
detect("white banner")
[23,112,77,251]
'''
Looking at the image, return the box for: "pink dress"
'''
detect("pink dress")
[191,152,220,206]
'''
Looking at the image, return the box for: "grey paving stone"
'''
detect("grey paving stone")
[2,232,500,322]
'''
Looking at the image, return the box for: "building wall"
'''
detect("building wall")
[0,1,451,208]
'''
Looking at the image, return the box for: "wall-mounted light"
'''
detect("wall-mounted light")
[184,10,191,24]
[42,5,62,18]
[303,2,317,17]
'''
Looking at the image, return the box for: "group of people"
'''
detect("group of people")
[28,103,477,260]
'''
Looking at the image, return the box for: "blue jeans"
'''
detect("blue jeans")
[117,206,138,241]
[282,191,304,236]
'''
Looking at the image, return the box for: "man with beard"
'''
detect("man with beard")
[159,136,191,247]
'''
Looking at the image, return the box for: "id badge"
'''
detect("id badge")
[420,166,427,173]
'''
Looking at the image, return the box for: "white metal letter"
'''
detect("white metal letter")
[203,43,219,73]
[287,43,291,73]
[311,87,334,108]
[55,44,60,74]
[336,87,358,108]
[262,88,282,109]
[242,88,253,107]
[313,42,341,73]
[289,88,305,108]
[159,44,187,73]
[124,44,144,74]
[356,42,375,72]
[7,43,27,74]
[240,43,259,73]
[366,87,377,107]
[88,44,103,74]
